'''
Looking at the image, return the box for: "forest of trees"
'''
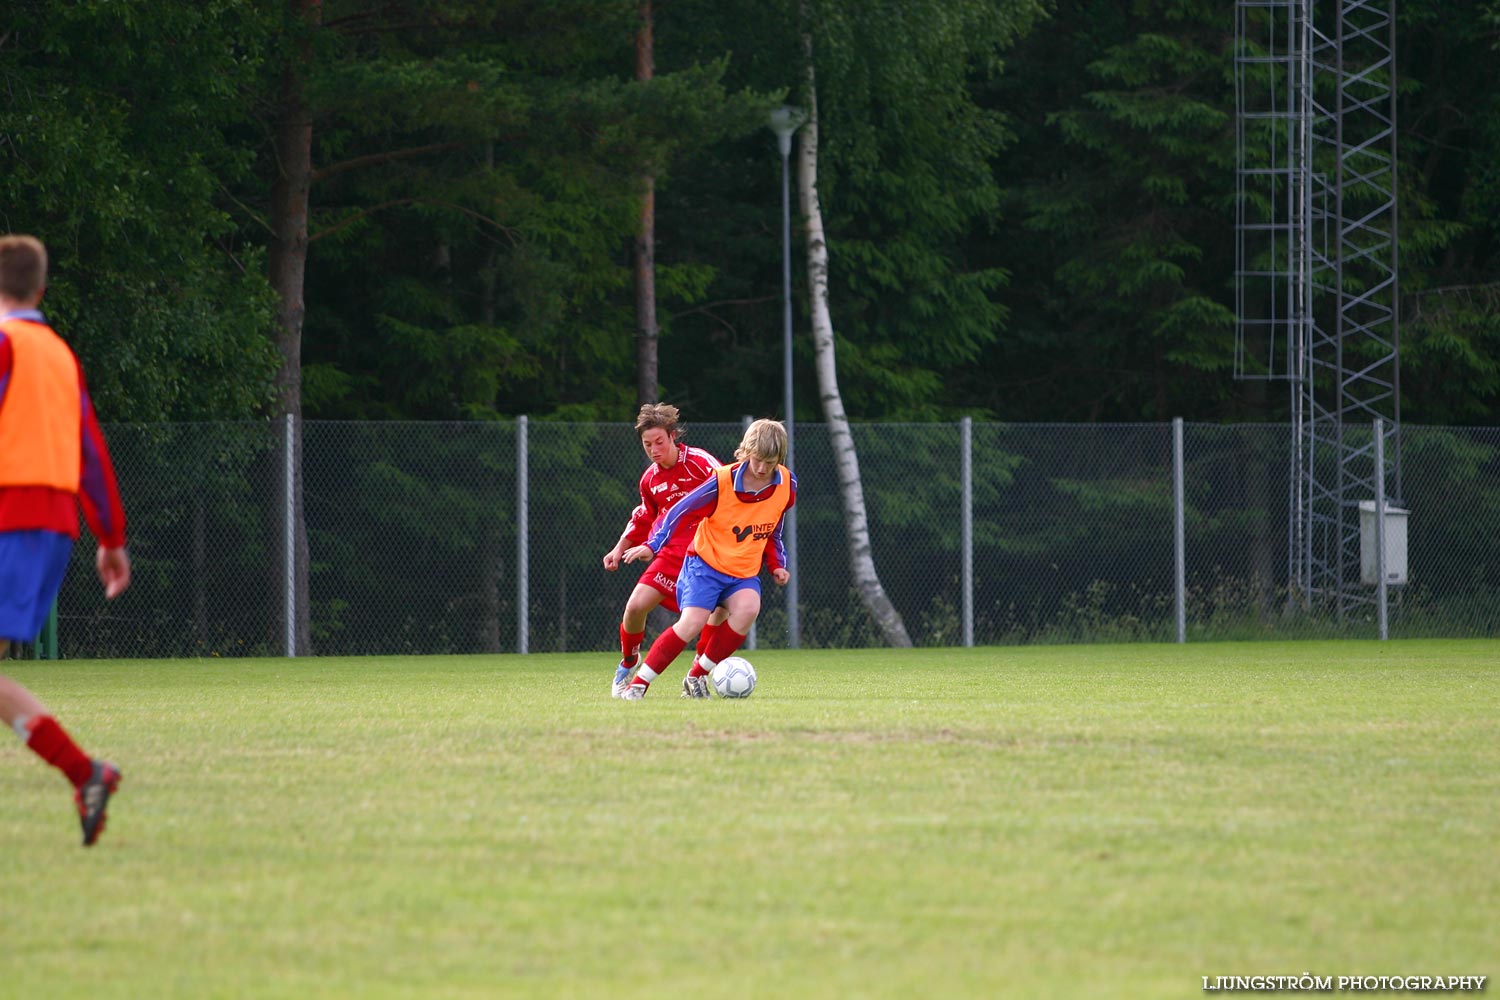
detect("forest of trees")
[3,0,1499,429]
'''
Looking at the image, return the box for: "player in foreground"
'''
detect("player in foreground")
[0,234,130,846]
[601,403,733,697]
[619,418,796,699]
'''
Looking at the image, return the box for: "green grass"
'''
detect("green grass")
[2,642,1497,999]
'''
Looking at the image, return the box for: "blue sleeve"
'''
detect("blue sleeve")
[644,474,720,552]
[0,332,12,404]
[765,471,797,570]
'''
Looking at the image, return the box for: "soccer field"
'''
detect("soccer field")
[2,642,1496,999]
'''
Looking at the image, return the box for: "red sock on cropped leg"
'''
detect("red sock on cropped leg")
[24,716,94,788]
[619,623,645,667]
[633,628,690,687]
[689,623,721,677]
[703,625,748,668]
[695,622,719,657]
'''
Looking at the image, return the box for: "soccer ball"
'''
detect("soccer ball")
[710,656,757,699]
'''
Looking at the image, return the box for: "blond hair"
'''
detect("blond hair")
[635,402,682,439]
[735,418,787,466]
[0,234,48,302]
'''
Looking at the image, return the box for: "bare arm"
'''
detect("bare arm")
[97,545,131,599]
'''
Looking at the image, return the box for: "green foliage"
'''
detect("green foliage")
[640,0,1047,420]
[4,1,1500,425]
[0,0,279,419]
[988,0,1239,422]
[230,0,779,422]
[1388,0,1500,423]
[1403,288,1500,423]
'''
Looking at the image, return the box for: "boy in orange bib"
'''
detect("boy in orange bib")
[0,234,131,845]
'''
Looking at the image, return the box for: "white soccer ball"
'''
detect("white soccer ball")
[710,656,757,699]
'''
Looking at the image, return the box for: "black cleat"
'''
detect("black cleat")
[76,760,122,847]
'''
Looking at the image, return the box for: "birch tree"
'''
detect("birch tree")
[782,0,1042,645]
[795,15,910,647]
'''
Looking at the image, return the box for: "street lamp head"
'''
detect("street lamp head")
[768,104,806,157]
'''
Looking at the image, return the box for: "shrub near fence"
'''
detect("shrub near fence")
[34,421,1500,659]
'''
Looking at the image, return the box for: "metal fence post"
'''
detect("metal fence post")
[284,412,296,658]
[741,415,757,651]
[1375,417,1388,640]
[517,415,529,655]
[961,416,973,647]
[1174,417,1186,644]
[786,476,799,651]
[40,600,58,659]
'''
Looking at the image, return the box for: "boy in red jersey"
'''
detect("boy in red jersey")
[601,403,731,697]
[619,418,796,699]
[0,234,130,846]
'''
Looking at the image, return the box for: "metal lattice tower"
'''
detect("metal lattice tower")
[1234,0,1400,617]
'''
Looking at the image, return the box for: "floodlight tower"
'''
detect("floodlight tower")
[1234,0,1401,620]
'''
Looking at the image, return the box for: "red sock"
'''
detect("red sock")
[690,623,720,677]
[619,623,645,667]
[24,716,94,788]
[704,625,748,666]
[637,628,690,683]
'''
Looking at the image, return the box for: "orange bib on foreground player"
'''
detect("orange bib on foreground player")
[690,463,791,578]
[0,318,82,492]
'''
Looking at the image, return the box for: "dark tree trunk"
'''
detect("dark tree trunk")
[633,1,659,405]
[268,0,320,654]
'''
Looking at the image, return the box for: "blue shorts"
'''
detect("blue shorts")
[0,530,74,643]
[676,554,760,611]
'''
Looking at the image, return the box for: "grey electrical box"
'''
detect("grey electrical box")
[1359,500,1409,585]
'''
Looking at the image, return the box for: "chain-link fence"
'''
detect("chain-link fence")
[31,420,1500,658]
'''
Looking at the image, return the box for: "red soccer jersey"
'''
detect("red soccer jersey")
[621,443,720,563]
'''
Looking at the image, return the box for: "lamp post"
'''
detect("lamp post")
[768,104,805,648]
